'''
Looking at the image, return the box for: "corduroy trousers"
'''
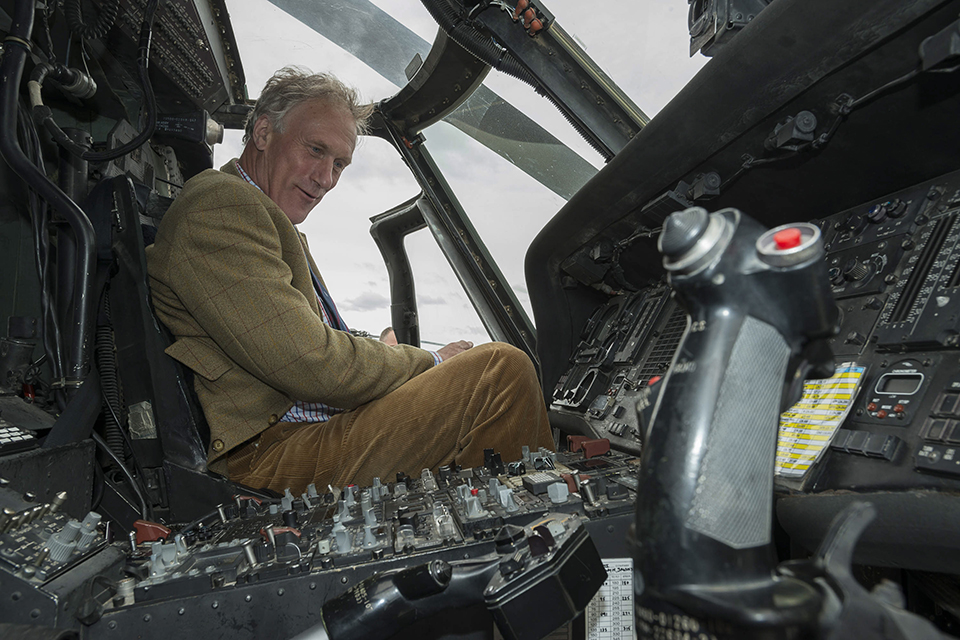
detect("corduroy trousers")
[226,342,554,494]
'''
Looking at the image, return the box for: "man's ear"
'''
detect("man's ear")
[251,115,273,151]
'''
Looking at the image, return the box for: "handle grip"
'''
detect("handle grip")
[634,208,837,636]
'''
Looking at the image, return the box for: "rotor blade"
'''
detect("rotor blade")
[266,0,597,199]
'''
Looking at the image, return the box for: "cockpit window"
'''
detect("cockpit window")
[216,0,705,341]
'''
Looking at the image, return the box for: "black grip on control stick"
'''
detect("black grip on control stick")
[633,208,838,638]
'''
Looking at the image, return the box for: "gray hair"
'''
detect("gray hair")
[243,66,374,144]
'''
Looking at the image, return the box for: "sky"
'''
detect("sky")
[215,0,706,346]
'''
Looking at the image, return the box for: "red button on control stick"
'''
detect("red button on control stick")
[773,227,803,249]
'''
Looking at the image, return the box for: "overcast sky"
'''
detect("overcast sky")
[216,0,706,346]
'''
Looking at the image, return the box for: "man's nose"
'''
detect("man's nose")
[312,159,336,190]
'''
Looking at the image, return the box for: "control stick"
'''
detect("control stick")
[633,207,838,638]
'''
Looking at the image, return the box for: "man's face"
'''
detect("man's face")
[251,98,357,225]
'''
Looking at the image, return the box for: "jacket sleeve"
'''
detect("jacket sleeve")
[153,180,436,409]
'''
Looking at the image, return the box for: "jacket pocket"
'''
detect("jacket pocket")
[165,338,234,381]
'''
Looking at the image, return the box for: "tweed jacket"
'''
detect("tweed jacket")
[146,161,436,473]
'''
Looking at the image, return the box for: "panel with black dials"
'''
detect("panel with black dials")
[550,167,960,500]
[794,169,960,495]
[96,0,240,112]
[549,286,686,455]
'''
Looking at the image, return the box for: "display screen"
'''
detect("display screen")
[876,373,922,395]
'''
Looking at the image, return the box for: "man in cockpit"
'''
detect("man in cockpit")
[146,66,553,494]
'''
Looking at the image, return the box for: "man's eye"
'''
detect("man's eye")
[311,147,322,155]
[334,161,345,171]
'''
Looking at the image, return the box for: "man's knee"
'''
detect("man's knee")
[467,342,537,377]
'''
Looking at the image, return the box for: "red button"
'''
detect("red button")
[773,227,803,249]
[877,410,888,419]
[893,404,905,413]
[867,402,877,412]
[470,488,478,496]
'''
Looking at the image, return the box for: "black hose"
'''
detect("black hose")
[31,62,98,101]
[34,0,161,163]
[0,0,96,394]
[64,0,121,40]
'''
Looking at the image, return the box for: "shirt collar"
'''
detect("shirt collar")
[235,160,263,193]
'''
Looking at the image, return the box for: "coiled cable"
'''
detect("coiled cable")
[96,295,126,466]
[64,0,121,41]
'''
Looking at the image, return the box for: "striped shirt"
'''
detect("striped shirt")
[234,161,440,423]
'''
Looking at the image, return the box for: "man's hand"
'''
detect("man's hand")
[437,340,474,362]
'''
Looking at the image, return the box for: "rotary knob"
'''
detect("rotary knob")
[842,258,870,282]
[76,512,101,552]
[866,203,888,224]
[886,199,907,218]
[842,212,868,236]
[845,331,867,346]
[47,520,81,563]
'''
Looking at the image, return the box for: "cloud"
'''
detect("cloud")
[419,295,447,306]
[340,291,390,311]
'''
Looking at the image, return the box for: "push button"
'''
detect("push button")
[934,392,960,417]
[845,430,869,454]
[830,429,900,461]
[946,422,960,445]
[773,227,802,249]
[923,418,949,442]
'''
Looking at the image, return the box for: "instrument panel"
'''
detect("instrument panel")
[0,448,638,638]
[550,167,960,499]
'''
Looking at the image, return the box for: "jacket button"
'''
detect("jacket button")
[268,414,279,426]
[212,439,224,452]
